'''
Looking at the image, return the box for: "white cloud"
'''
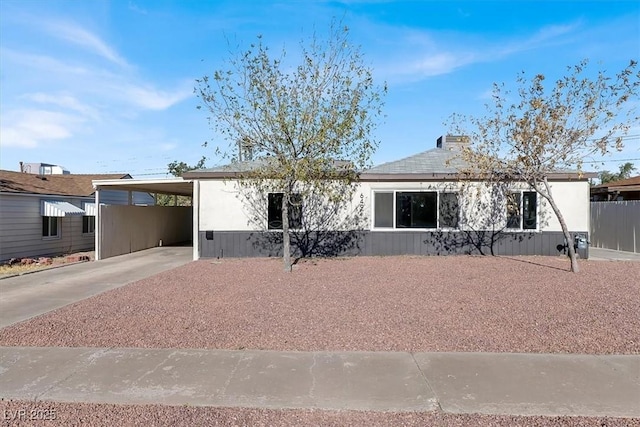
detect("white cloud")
[0,48,89,75]
[382,21,581,82]
[159,143,177,151]
[0,109,83,148]
[21,93,100,119]
[42,20,130,68]
[119,83,193,110]
[128,2,148,15]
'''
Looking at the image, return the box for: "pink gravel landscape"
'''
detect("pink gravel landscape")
[1,255,638,354]
[1,399,638,427]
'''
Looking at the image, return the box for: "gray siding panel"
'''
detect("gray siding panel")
[590,201,640,253]
[199,230,590,259]
[0,194,93,261]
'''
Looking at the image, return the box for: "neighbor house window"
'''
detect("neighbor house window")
[268,193,302,230]
[42,216,59,238]
[82,216,95,234]
[506,191,537,230]
[396,192,437,228]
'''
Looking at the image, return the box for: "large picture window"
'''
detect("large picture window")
[42,216,59,238]
[268,193,303,230]
[396,192,437,228]
[506,191,537,230]
[373,191,459,230]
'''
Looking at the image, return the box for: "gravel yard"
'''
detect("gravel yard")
[0,256,638,354]
[1,400,637,427]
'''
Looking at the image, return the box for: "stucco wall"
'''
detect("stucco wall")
[197,179,590,234]
[100,205,192,259]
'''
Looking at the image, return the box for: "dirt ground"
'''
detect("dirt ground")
[0,251,94,278]
[1,255,637,354]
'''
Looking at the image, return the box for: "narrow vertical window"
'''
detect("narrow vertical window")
[522,191,537,230]
[374,192,393,228]
[439,192,459,229]
[506,192,522,229]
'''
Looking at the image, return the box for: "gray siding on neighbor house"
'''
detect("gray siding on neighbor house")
[199,230,589,259]
[0,194,95,261]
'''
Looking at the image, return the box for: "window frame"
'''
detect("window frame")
[371,190,461,231]
[505,190,538,231]
[42,216,60,239]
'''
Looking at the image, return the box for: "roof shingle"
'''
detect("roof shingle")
[0,170,130,196]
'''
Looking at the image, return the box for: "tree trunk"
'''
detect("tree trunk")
[282,191,292,272]
[543,179,580,273]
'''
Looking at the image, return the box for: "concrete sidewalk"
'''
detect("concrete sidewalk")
[0,246,192,328]
[0,347,638,418]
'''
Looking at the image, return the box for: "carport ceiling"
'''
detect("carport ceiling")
[93,178,194,196]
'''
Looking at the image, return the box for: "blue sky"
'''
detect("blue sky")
[1,1,638,177]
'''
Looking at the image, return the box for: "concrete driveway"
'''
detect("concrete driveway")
[589,247,640,261]
[0,246,192,328]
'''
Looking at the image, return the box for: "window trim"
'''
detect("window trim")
[371,190,461,231]
[42,216,61,239]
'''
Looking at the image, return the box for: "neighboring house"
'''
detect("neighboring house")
[179,135,593,259]
[590,175,640,201]
[0,170,154,261]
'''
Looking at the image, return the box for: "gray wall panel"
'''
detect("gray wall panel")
[590,201,639,253]
[199,230,590,259]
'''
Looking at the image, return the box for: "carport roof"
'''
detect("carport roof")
[93,178,193,196]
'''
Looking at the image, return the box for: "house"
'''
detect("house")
[91,136,593,260]
[0,169,154,261]
[590,175,640,201]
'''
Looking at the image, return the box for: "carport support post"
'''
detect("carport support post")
[128,191,133,205]
[95,188,101,260]
[192,180,199,261]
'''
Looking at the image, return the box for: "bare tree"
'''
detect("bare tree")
[195,22,386,271]
[450,59,639,272]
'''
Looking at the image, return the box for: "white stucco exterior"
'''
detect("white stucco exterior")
[196,178,591,234]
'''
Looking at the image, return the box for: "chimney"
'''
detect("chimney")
[19,162,24,173]
[437,135,470,151]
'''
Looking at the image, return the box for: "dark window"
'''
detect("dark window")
[374,192,393,228]
[396,192,437,228]
[82,216,95,234]
[506,192,521,229]
[522,191,537,230]
[268,193,302,230]
[42,216,59,237]
[439,192,459,228]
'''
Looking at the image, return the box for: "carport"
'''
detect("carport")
[92,178,198,261]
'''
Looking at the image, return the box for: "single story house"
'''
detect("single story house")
[590,175,640,201]
[93,136,593,260]
[0,170,154,261]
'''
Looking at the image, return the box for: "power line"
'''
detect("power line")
[582,158,640,164]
